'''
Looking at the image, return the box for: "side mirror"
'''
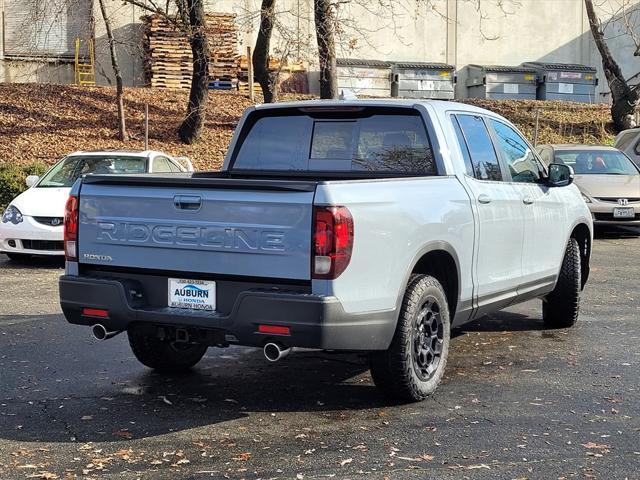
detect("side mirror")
[547,163,574,187]
[25,175,40,188]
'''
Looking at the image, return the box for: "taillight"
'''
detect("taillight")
[64,195,79,261]
[312,206,354,279]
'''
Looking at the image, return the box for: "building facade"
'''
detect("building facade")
[0,0,638,101]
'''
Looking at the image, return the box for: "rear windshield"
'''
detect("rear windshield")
[554,150,639,175]
[38,155,147,188]
[231,109,437,175]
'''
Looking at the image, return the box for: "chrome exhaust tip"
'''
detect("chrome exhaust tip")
[263,342,291,362]
[92,324,122,341]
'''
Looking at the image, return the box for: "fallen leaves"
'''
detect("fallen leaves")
[395,454,435,462]
[25,472,58,479]
[582,442,611,457]
[0,84,254,171]
[0,84,615,177]
[232,452,251,462]
[582,442,611,450]
[112,430,133,440]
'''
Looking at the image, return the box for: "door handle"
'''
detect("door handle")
[477,194,492,204]
[522,197,534,205]
[174,195,202,211]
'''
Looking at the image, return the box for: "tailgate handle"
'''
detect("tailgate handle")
[174,195,202,211]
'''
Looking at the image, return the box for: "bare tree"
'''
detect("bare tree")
[314,0,338,99]
[585,0,639,130]
[123,0,209,143]
[97,0,128,141]
[176,0,209,144]
[253,0,278,103]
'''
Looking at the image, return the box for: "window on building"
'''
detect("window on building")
[3,0,93,58]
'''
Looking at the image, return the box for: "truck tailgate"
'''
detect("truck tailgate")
[77,176,316,280]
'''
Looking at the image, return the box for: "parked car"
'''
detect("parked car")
[0,150,192,261]
[59,100,593,402]
[537,144,640,225]
[614,128,640,168]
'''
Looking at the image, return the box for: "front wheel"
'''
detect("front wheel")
[128,329,207,372]
[543,238,581,328]
[370,275,451,403]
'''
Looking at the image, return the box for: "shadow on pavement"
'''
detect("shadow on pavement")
[0,331,382,443]
[0,306,552,444]
[457,310,544,334]
[594,224,640,239]
[0,254,64,270]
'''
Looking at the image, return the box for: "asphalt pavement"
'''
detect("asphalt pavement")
[0,227,639,480]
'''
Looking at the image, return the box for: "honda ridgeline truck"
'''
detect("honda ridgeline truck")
[59,100,592,402]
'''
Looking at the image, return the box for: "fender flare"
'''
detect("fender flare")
[393,240,462,316]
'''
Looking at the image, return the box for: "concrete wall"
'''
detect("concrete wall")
[93,1,145,87]
[1,0,640,102]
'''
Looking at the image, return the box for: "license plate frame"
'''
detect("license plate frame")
[168,278,216,311]
[613,207,635,219]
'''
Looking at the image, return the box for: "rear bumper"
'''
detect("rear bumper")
[59,275,396,351]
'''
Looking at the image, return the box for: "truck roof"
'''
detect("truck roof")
[544,144,621,151]
[252,99,494,117]
[66,150,165,158]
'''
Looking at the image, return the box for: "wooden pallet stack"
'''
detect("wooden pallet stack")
[143,13,239,89]
[237,55,280,95]
[237,56,308,95]
[207,13,238,88]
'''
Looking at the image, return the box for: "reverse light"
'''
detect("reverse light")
[312,206,354,280]
[64,195,79,261]
[1,205,23,224]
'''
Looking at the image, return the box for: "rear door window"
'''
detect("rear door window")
[454,114,503,181]
[615,130,637,151]
[233,109,437,175]
[153,156,180,173]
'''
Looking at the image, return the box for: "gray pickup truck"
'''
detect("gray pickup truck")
[60,100,593,402]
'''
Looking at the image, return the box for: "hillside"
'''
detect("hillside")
[0,83,616,171]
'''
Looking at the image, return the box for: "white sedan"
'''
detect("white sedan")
[0,150,192,260]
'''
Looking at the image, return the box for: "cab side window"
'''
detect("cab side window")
[454,114,503,181]
[153,156,179,173]
[489,119,543,183]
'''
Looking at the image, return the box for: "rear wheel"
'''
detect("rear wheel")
[543,238,581,328]
[370,275,450,402]
[127,329,207,372]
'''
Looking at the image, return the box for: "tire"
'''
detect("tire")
[370,275,451,403]
[6,253,32,263]
[127,329,207,372]
[543,237,581,329]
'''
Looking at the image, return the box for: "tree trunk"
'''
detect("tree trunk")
[585,0,638,130]
[314,0,338,99]
[98,0,128,141]
[253,0,278,103]
[177,0,209,144]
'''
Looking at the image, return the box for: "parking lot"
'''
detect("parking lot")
[0,227,638,480]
